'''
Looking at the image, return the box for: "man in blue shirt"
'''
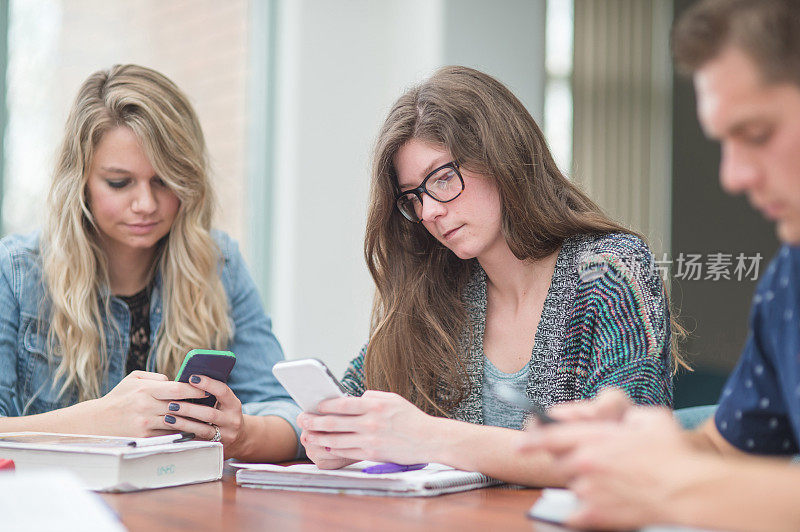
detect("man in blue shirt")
[524,1,800,530]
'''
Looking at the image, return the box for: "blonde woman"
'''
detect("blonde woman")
[298,66,685,485]
[0,65,300,461]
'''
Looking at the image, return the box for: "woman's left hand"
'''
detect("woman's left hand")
[298,390,436,464]
[162,375,247,458]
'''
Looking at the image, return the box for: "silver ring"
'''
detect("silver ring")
[210,424,222,442]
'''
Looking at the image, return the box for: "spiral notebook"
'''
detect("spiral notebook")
[233,461,501,497]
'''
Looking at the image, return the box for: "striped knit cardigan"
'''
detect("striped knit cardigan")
[340,233,673,424]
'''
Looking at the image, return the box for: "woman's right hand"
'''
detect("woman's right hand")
[89,370,207,437]
[298,414,356,470]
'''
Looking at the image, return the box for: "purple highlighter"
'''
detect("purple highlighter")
[361,462,429,474]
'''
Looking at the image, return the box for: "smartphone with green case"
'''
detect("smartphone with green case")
[174,349,236,407]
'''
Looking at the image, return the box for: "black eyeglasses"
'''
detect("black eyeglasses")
[394,161,465,223]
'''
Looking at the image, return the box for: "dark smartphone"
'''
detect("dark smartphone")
[174,349,237,407]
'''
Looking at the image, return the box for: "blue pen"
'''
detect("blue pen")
[361,462,428,474]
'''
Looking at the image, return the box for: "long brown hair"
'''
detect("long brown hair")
[363,66,658,416]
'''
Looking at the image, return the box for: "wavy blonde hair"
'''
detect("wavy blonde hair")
[41,64,232,402]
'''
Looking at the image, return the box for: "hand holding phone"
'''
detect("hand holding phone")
[174,349,237,407]
[272,358,346,414]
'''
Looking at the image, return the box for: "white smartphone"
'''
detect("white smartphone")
[272,358,347,414]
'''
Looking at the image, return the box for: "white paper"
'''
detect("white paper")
[0,470,126,531]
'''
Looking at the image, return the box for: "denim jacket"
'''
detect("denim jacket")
[0,230,302,456]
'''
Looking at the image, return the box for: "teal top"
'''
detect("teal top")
[482,357,530,429]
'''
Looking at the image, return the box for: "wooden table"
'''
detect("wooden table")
[101,468,561,531]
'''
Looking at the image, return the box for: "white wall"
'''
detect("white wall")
[267,0,546,376]
[443,0,546,124]
[269,0,444,375]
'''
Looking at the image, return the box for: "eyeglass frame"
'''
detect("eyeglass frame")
[394,161,465,223]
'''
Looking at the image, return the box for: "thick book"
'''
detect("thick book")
[0,432,223,492]
[233,461,501,497]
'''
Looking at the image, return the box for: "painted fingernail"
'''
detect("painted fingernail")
[325,446,331,452]
[168,402,180,411]
[190,375,201,384]
[165,415,176,424]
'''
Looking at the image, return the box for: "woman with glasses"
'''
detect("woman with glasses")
[0,65,301,462]
[297,66,684,485]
